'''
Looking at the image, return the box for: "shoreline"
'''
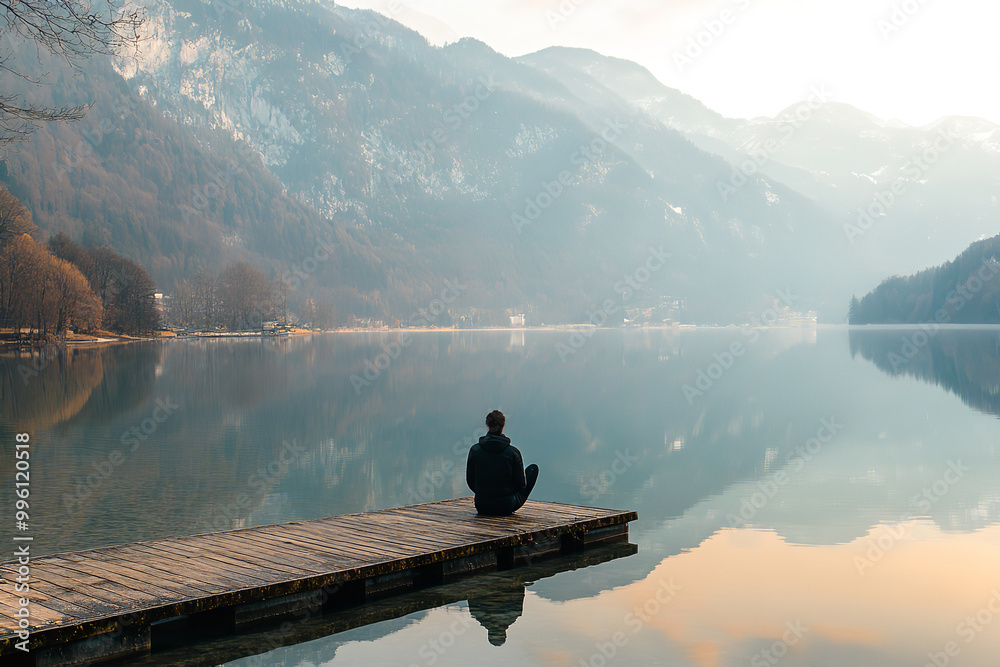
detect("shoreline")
[7,322,999,353]
[0,330,173,353]
[329,323,824,333]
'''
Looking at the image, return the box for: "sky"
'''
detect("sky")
[335,0,1000,127]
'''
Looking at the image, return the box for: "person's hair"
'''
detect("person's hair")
[485,410,505,433]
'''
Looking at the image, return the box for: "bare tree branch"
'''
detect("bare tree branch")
[1,1,144,62]
[0,0,145,145]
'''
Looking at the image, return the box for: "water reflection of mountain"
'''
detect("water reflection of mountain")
[538,327,1000,601]
[19,329,1000,601]
[21,330,817,558]
[849,327,1000,416]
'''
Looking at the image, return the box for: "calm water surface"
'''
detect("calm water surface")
[3,327,1000,666]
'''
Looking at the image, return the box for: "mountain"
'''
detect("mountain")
[849,232,1000,325]
[526,47,1000,297]
[0,55,410,320]
[3,1,993,324]
[38,0,845,322]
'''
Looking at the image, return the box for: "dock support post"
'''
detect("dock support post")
[32,621,150,667]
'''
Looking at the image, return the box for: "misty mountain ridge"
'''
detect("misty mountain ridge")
[528,48,1000,273]
[116,0,850,319]
[2,0,996,324]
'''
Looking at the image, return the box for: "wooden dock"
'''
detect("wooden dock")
[0,498,636,666]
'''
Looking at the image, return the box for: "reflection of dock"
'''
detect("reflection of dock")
[126,542,638,666]
[0,498,635,665]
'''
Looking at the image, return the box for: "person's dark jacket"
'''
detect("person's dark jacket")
[466,432,526,514]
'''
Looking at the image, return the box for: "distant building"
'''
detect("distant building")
[154,293,169,317]
[509,314,525,327]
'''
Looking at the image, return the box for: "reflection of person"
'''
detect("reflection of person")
[467,585,526,646]
[466,410,539,515]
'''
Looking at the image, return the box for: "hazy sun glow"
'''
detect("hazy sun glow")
[337,0,1000,126]
[326,522,1000,666]
[530,522,1000,666]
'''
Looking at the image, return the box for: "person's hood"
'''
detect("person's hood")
[478,432,511,454]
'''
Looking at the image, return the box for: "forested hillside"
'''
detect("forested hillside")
[18,1,996,325]
[0,58,409,322]
[849,234,1000,324]
[2,0,845,325]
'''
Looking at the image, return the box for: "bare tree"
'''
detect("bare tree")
[85,245,122,308]
[0,232,37,332]
[0,183,36,245]
[218,262,272,330]
[0,232,103,336]
[50,255,100,333]
[1,1,144,144]
[299,297,316,328]
[192,269,217,329]
[272,278,288,324]
[106,256,158,335]
[171,278,196,328]
[313,292,338,330]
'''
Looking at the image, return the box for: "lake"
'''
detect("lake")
[3,326,1000,666]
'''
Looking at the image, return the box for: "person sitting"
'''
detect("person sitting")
[466,410,539,515]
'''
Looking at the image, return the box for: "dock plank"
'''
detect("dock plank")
[145,538,295,582]
[207,532,355,570]
[0,497,635,664]
[13,579,126,619]
[45,557,182,602]
[125,543,271,589]
[295,521,449,555]
[188,535,331,577]
[243,528,383,563]
[101,547,232,596]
